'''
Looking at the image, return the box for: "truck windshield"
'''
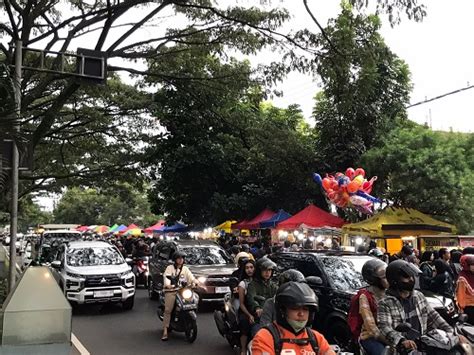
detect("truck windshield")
[181,246,233,265]
[320,256,370,292]
[67,247,124,266]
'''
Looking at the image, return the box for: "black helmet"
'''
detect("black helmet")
[172,250,186,261]
[256,257,277,271]
[241,244,250,252]
[275,282,318,326]
[362,258,386,287]
[386,259,421,289]
[278,269,305,285]
[368,248,384,258]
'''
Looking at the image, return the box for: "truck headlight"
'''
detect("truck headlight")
[66,272,84,279]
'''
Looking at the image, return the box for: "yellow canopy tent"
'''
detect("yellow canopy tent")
[342,207,457,254]
[343,207,456,237]
[214,220,237,234]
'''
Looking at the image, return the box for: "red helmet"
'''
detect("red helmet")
[460,254,474,271]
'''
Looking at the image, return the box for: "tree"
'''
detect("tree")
[361,122,474,234]
[53,183,160,226]
[311,4,411,172]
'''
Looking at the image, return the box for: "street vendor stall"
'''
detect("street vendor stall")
[342,207,457,254]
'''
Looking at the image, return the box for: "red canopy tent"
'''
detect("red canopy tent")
[144,220,165,233]
[232,219,250,230]
[276,204,345,229]
[76,225,89,232]
[235,209,276,230]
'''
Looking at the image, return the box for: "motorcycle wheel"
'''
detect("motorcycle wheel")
[185,319,198,343]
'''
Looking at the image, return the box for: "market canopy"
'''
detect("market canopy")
[161,222,188,233]
[277,204,345,230]
[236,209,276,230]
[124,228,143,236]
[260,209,292,229]
[75,226,89,232]
[232,219,250,230]
[114,224,127,232]
[108,224,119,232]
[94,225,109,233]
[342,206,457,237]
[144,220,166,233]
[214,220,237,234]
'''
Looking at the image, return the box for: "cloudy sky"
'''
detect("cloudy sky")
[270,0,474,132]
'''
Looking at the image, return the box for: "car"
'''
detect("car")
[38,230,83,264]
[50,240,135,310]
[269,250,456,350]
[148,239,236,303]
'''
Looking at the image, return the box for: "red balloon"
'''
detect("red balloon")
[355,168,366,178]
[322,178,332,191]
[345,168,355,180]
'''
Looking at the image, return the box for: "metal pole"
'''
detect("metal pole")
[8,40,22,293]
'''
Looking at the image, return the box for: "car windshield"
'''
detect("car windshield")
[320,256,372,291]
[181,246,233,265]
[67,247,124,266]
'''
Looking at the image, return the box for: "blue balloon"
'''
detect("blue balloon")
[312,173,322,185]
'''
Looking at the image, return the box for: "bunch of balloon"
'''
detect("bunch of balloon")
[312,167,380,214]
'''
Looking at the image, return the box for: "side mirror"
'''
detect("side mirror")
[305,276,323,287]
[51,260,61,269]
[395,322,412,333]
[125,258,133,265]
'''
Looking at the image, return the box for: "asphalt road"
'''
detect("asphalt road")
[72,288,235,355]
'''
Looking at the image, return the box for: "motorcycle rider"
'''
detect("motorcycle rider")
[161,250,198,341]
[237,257,256,355]
[251,281,335,355]
[260,269,306,326]
[246,257,278,337]
[377,259,456,352]
[348,258,388,355]
[456,254,474,324]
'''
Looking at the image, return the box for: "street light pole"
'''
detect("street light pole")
[8,40,22,292]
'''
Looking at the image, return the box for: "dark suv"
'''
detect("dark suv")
[269,251,456,349]
[148,240,236,303]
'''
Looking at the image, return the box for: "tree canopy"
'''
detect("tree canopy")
[361,122,474,234]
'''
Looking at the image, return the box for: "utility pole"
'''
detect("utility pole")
[9,40,22,292]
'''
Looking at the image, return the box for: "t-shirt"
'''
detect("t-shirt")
[239,279,249,295]
[252,324,335,355]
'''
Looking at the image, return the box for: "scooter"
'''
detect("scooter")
[157,275,200,343]
[132,256,149,288]
[382,322,471,355]
[456,314,474,344]
[214,277,241,352]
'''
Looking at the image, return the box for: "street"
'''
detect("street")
[72,288,234,355]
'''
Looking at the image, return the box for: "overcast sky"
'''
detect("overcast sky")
[270,0,474,132]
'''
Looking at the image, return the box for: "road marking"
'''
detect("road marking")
[72,333,90,355]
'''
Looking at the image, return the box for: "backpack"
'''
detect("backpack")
[347,288,377,340]
[264,323,319,355]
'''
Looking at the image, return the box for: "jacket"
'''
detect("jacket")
[163,264,196,289]
[246,278,278,314]
[377,289,452,347]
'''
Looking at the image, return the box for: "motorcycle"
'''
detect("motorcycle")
[382,322,472,355]
[157,275,200,343]
[455,314,474,345]
[132,256,149,288]
[214,277,241,353]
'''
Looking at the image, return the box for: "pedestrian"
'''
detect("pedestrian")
[438,247,455,280]
[419,251,435,290]
[430,259,454,298]
[236,258,256,355]
[456,254,474,324]
[451,250,462,281]
[251,281,335,355]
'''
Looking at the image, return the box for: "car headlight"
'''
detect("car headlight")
[198,276,207,285]
[66,272,84,279]
[182,289,193,300]
[119,271,134,278]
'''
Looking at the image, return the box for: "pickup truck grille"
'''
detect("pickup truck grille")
[85,274,121,287]
[204,277,230,287]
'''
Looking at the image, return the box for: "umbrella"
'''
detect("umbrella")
[94,225,110,233]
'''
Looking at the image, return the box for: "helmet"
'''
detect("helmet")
[235,252,254,266]
[278,269,305,285]
[275,281,318,325]
[241,244,250,252]
[461,254,474,271]
[368,248,384,258]
[361,259,386,287]
[386,259,421,289]
[256,257,277,271]
[172,250,186,261]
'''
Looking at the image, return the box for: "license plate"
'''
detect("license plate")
[215,286,230,293]
[94,290,114,298]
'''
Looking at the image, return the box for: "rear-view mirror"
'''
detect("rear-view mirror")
[50,260,61,269]
[305,276,323,287]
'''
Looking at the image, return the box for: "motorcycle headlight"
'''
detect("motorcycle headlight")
[198,276,207,285]
[182,289,193,300]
